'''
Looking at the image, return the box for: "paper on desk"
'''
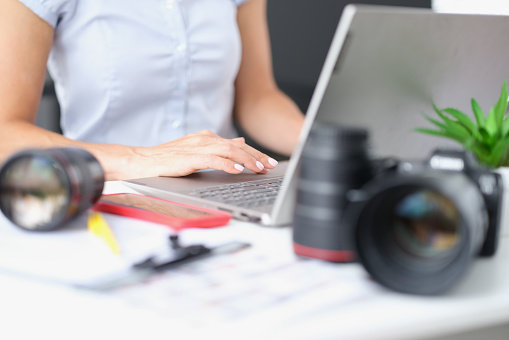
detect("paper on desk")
[96,221,382,332]
[0,212,174,286]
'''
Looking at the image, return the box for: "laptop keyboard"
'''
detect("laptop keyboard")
[187,177,284,208]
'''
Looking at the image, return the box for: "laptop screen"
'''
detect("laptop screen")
[299,5,509,163]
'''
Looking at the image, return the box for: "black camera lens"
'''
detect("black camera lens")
[293,123,373,262]
[0,148,104,231]
[353,172,487,295]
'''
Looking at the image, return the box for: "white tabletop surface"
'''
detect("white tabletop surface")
[1,178,509,340]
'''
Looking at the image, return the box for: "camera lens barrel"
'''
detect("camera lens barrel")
[0,148,105,231]
[293,123,373,262]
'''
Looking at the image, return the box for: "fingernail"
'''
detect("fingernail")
[256,161,264,171]
[268,158,278,167]
[234,164,244,172]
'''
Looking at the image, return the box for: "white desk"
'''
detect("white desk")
[1,180,509,340]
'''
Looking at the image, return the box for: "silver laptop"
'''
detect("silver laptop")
[124,4,509,226]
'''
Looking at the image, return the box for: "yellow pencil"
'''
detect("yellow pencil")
[88,211,121,255]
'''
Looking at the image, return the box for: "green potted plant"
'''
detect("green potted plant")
[415,81,509,168]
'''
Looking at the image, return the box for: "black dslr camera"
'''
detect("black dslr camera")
[293,123,503,295]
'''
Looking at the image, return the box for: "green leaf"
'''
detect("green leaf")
[468,140,491,156]
[442,107,477,135]
[501,144,509,167]
[502,117,509,138]
[431,105,472,139]
[414,128,468,145]
[437,119,471,141]
[493,80,508,126]
[485,108,499,136]
[432,103,448,122]
[414,128,446,137]
[466,143,491,165]
[471,98,486,127]
[424,115,449,130]
[488,137,509,167]
[478,127,491,141]
[419,108,472,144]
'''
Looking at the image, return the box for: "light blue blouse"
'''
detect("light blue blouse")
[19,0,249,147]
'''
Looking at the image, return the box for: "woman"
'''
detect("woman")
[0,0,304,180]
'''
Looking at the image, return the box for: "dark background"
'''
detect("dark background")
[38,0,432,155]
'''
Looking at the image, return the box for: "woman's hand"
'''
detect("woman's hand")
[120,130,279,179]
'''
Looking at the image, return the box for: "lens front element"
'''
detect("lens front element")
[0,155,69,230]
[392,190,461,259]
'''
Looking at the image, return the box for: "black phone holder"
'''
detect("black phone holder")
[133,235,212,271]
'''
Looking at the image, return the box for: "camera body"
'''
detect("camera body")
[293,123,503,295]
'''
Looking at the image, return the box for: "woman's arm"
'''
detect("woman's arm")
[234,0,305,157]
[0,0,277,181]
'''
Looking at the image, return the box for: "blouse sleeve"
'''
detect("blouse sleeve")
[17,0,76,28]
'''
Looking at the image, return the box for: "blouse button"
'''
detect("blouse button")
[171,119,182,129]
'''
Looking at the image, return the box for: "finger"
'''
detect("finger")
[230,138,279,169]
[192,154,246,174]
[208,142,267,173]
